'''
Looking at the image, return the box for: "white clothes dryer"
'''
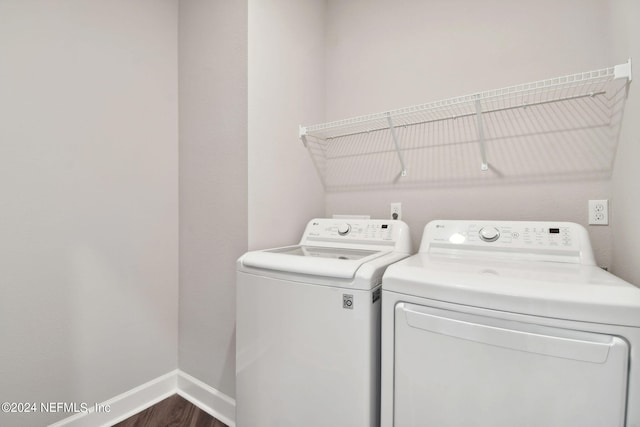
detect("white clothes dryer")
[381,220,640,427]
[237,218,411,427]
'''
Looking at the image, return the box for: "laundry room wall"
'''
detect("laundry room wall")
[323,0,618,267]
[178,0,326,404]
[610,0,640,285]
[248,0,325,251]
[0,1,179,426]
[178,0,248,399]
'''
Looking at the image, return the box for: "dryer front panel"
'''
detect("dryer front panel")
[393,303,629,427]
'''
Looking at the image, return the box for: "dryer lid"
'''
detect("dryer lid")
[383,253,640,327]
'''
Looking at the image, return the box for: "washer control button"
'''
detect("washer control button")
[479,227,500,242]
[337,223,351,236]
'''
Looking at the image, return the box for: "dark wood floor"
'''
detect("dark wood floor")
[112,394,228,427]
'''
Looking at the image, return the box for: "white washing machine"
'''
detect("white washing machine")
[381,220,640,427]
[236,218,411,427]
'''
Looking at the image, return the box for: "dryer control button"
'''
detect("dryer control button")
[479,227,500,242]
[337,223,351,236]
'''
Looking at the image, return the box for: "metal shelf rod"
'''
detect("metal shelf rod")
[301,60,631,139]
[307,90,607,141]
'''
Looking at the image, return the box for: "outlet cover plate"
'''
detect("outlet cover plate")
[390,202,402,220]
[589,199,609,225]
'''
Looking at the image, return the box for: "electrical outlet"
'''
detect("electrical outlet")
[390,202,402,220]
[588,200,609,225]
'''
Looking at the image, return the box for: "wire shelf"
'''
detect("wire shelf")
[300,60,632,190]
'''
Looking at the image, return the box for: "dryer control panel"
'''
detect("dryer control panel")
[469,224,573,246]
[421,220,595,265]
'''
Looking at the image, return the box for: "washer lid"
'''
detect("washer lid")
[241,245,386,279]
[268,245,378,260]
[382,253,640,327]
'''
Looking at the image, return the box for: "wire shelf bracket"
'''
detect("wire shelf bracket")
[386,113,408,177]
[474,97,489,171]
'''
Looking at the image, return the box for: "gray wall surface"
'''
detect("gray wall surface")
[248,0,326,251]
[611,0,640,284]
[0,1,179,425]
[178,0,248,398]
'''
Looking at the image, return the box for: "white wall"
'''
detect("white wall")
[0,1,179,426]
[179,0,326,401]
[178,0,248,398]
[324,0,618,266]
[248,0,325,250]
[610,0,640,285]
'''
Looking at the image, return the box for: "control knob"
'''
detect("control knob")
[479,227,500,242]
[337,223,351,236]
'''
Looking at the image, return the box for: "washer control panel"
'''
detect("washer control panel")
[421,220,595,264]
[299,218,412,253]
[306,220,395,241]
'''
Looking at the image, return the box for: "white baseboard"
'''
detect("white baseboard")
[177,371,236,427]
[48,370,236,427]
